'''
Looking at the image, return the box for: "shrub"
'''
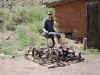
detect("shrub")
[0,9,16,31]
[0,6,55,55]
[16,26,33,49]
[11,6,54,24]
[0,6,55,31]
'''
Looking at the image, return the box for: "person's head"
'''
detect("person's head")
[48,10,53,21]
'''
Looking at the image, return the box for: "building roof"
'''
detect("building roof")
[47,0,98,8]
[47,0,79,7]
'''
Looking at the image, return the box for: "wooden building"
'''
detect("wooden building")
[47,0,100,48]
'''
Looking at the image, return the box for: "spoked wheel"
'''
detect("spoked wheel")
[53,49,64,63]
[45,38,56,63]
[47,38,55,48]
[78,52,82,61]
[43,49,59,65]
[24,48,32,60]
[24,48,40,62]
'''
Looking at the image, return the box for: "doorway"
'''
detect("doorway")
[87,2,100,48]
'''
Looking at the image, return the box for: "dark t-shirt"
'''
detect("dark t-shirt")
[42,17,55,32]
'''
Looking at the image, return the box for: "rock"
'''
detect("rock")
[6,36,10,40]
[48,64,56,69]
[0,53,5,57]
[11,55,16,59]
[0,31,16,41]
[0,53,10,59]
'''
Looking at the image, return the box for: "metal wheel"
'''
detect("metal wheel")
[24,49,33,61]
[78,52,82,61]
[46,38,55,60]
[24,48,40,62]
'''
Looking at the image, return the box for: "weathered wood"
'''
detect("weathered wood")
[83,37,87,50]
[54,1,87,38]
[87,2,100,48]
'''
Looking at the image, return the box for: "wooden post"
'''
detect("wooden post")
[83,37,87,50]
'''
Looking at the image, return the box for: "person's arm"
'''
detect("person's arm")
[42,19,48,33]
[52,19,56,32]
[43,28,47,32]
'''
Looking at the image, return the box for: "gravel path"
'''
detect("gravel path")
[0,54,100,75]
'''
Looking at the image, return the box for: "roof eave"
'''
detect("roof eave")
[46,0,99,8]
[46,0,78,8]
[46,1,62,8]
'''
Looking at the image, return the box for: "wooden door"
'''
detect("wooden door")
[87,2,100,48]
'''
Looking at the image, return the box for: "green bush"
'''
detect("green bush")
[11,6,54,24]
[28,23,47,47]
[0,6,55,31]
[14,7,54,48]
[5,12,16,31]
[16,26,33,49]
[0,9,16,31]
[85,49,100,54]
[0,6,55,55]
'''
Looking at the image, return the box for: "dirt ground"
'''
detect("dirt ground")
[0,54,100,75]
[0,32,100,75]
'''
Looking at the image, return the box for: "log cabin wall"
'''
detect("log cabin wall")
[54,0,87,38]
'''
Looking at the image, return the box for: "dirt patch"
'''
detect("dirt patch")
[0,54,100,75]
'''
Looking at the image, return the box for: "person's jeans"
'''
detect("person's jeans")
[42,32,61,48]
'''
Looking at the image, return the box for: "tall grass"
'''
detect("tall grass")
[0,6,55,55]
[0,6,54,31]
[14,6,54,47]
